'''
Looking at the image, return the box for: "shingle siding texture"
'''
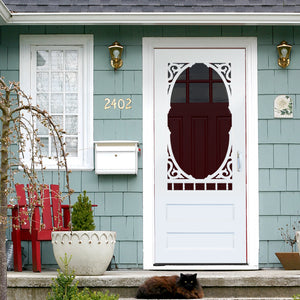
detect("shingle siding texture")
[3,0,300,13]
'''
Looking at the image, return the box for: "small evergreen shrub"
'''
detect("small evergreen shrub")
[47,254,78,300]
[74,289,119,300]
[47,254,119,300]
[72,191,95,231]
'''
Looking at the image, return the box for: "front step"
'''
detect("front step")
[7,269,300,299]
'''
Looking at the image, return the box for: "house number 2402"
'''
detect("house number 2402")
[104,98,132,110]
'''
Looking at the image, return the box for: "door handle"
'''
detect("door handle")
[237,151,241,172]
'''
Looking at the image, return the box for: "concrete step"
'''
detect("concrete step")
[7,269,300,299]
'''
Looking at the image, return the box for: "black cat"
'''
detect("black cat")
[136,273,204,299]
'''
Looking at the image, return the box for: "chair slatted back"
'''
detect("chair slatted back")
[39,185,52,230]
[15,184,58,231]
[51,184,63,229]
[15,184,30,230]
[26,185,41,230]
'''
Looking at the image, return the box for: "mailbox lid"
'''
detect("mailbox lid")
[96,145,137,152]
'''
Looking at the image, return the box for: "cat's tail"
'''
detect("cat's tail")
[136,286,145,298]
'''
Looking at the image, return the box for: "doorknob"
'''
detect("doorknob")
[237,151,241,172]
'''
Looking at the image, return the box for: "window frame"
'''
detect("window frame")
[20,35,94,170]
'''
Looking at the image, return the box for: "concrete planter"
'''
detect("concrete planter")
[52,231,116,275]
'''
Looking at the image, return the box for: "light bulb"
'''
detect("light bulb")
[281,47,288,58]
[113,49,120,59]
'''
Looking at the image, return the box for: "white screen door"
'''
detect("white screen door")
[154,48,246,264]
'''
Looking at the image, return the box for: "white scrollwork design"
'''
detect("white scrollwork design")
[167,159,189,180]
[167,146,233,182]
[168,63,189,82]
[212,149,233,180]
[210,63,232,95]
[167,148,189,180]
[167,63,190,93]
[211,63,231,82]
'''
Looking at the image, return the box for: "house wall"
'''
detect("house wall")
[2,24,300,269]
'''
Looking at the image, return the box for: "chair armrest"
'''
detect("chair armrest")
[8,204,31,230]
[61,204,98,208]
[61,205,70,209]
[7,204,27,209]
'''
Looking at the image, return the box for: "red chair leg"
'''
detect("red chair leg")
[12,229,23,272]
[31,232,41,272]
[31,202,41,272]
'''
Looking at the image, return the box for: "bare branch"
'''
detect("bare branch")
[0,78,73,297]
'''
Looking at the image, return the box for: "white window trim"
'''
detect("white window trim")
[20,34,94,170]
[142,37,258,270]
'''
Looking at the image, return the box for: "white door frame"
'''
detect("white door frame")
[142,37,258,270]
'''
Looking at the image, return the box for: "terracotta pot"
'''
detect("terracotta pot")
[275,252,300,270]
[52,231,116,275]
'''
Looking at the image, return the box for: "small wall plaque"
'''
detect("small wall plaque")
[274,95,293,118]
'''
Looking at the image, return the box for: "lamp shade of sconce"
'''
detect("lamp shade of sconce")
[108,41,123,70]
[277,41,292,68]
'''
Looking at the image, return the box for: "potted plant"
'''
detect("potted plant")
[51,191,116,275]
[275,221,300,270]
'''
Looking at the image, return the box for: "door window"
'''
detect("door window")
[168,63,233,191]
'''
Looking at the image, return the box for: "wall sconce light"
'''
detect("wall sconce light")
[277,41,292,68]
[108,41,123,70]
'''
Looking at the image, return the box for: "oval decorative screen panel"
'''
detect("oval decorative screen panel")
[167,62,233,191]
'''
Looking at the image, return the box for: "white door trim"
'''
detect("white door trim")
[142,37,258,270]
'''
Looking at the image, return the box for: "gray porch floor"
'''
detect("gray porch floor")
[7,269,300,299]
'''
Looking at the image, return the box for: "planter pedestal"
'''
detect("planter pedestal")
[52,231,116,275]
[275,252,300,270]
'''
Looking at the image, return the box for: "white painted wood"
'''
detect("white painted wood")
[0,0,11,24]
[20,35,94,170]
[143,37,258,270]
[3,12,300,26]
[155,48,245,264]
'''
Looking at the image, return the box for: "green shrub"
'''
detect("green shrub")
[47,254,119,300]
[47,254,78,300]
[73,289,119,300]
[72,191,95,231]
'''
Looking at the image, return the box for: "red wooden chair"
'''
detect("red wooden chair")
[10,184,70,272]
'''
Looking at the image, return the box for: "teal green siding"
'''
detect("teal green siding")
[257,26,300,267]
[2,24,300,269]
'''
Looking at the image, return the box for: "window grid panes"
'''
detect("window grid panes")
[171,63,228,104]
[36,49,79,158]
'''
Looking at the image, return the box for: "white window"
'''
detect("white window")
[20,35,93,170]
